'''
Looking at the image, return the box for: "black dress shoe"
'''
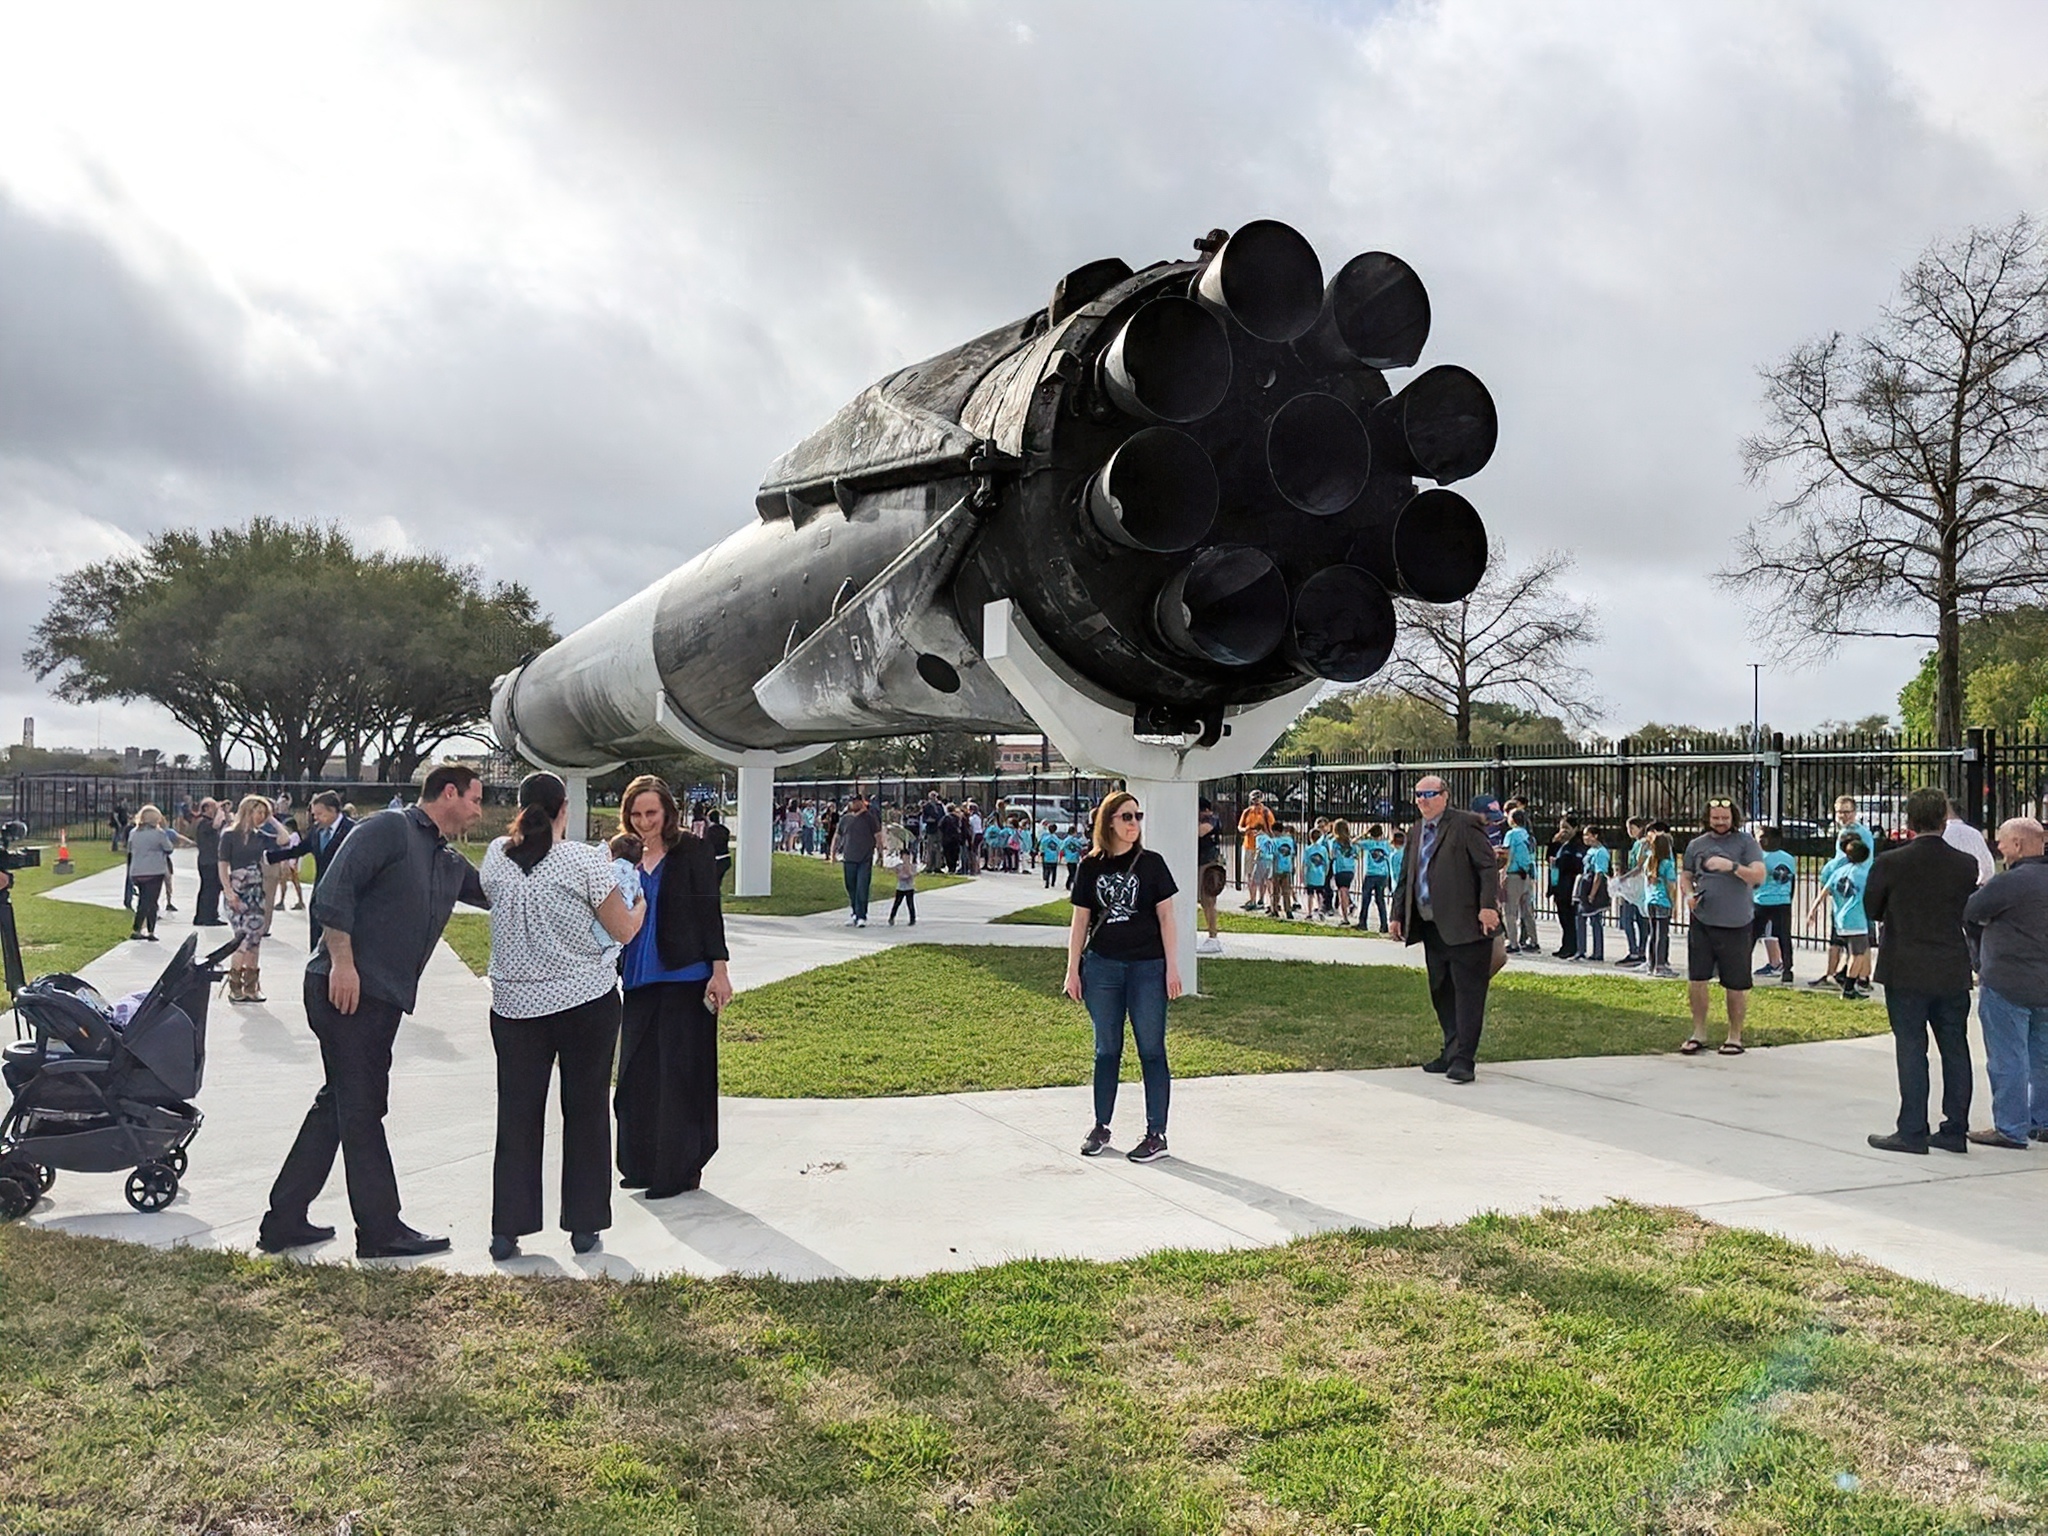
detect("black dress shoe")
[1867,1132,1928,1155]
[571,1231,601,1254]
[1420,1056,1451,1074]
[256,1216,336,1252]
[489,1234,519,1261]
[357,1226,452,1259]
[1928,1130,1970,1154]
[1445,1064,1475,1084]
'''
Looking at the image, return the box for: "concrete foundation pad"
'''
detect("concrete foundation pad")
[20,863,2045,1311]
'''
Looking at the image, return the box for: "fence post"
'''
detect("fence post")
[1966,727,1988,828]
[1492,742,1507,808]
[1768,732,1784,826]
[1616,737,1632,823]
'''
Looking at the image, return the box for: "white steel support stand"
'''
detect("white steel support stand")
[565,773,592,845]
[649,696,829,898]
[983,599,1322,993]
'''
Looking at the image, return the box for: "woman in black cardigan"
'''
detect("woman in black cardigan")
[613,775,732,1199]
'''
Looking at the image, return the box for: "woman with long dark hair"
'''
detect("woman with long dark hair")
[481,772,644,1260]
[613,774,731,1198]
[1064,789,1182,1164]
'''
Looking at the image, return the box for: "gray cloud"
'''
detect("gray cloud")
[3,0,2045,755]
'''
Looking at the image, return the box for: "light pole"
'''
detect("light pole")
[1748,663,1763,822]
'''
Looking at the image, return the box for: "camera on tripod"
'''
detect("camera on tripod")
[1,821,37,996]
[0,822,38,882]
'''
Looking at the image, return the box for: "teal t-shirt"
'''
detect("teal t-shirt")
[1390,846,1405,884]
[1757,850,1796,906]
[1505,825,1535,875]
[1272,836,1296,876]
[1584,845,1611,877]
[1361,839,1391,877]
[1644,857,1676,910]
[1821,854,1870,933]
[1041,830,1059,864]
[1301,841,1329,886]
[1330,841,1357,877]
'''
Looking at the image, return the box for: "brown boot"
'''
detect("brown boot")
[244,967,265,1004]
[226,968,247,1003]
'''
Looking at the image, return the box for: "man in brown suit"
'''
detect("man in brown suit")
[1390,775,1502,1083]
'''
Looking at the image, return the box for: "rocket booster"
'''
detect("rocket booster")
[492,220,1496,770]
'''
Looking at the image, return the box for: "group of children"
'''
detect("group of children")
[1239,819,1408,930]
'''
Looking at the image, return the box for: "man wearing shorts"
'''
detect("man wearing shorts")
[1679,798,1766,1055]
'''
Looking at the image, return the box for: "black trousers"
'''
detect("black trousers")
[1419,918,1493,1072]
[615,980,718,1192]
[1552,893,1579,955]
[194,861,224,925]
[1884,988,1973,1142]
[130,875,164,935]
[268,973,407,1243]
[491,990,620,1236]
[889,889,916,923]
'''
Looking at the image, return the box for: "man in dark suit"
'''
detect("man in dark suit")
[1863,786,1980,1155]
[282,791,356,949]
[1390,774,1502,1083]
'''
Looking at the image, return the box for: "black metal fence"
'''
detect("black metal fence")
[1,773,526,838]
[769,728,2048,954]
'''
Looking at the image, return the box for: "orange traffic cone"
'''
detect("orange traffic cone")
[55,827,73,875]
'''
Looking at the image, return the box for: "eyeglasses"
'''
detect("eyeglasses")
[1114,810,1145,823]
[1707,798,1735,809]
[1413,788,1444,800]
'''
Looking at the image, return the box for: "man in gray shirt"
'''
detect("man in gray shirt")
[1965,817,2048,1148]
[1679,798,1767,1055]
[832,793,885,927]
[258,763,488,1259]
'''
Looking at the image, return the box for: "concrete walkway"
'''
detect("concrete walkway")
[18,863,2048,1311]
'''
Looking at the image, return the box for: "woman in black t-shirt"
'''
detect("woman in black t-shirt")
[1063,790,1181,1164]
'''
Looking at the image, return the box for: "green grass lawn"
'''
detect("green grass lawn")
[715,945,1884,1099]
[2,1204,2042,1534]
[2,842,136,1008]
[997,894,1388,940]
[442,856,971,977]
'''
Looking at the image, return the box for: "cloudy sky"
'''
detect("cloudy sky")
[5,0,2047,756]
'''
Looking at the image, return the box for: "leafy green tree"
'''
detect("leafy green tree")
[1898,605,2048,733]
[27,518,555,780]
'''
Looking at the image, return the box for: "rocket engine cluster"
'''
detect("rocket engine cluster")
[492,219,1496,771]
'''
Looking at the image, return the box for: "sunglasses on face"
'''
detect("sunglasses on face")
[1115,811,1144,823]
[1413,789,1444,800]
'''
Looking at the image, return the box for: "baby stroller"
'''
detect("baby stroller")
[0,933,233,1220]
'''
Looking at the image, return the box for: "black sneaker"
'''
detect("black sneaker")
[1080,1124,1112,1157]
[1420,1056,1451,1074]
[1126,1133,1169,1163]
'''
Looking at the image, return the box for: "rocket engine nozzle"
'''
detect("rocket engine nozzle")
[1087,427,1219,552]
[1194,218,1324,343]
[1156,545,1290,667]
[1101,297,1232,423]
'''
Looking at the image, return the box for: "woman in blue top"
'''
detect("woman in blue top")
[1807,832,1873,999]
[1752,826,1799,985]
[1356,823,1393,932]
[1573,826,1612,961]
[1328,820,1359,927]
[1637,831,1678,976]
[614,775,733,1200]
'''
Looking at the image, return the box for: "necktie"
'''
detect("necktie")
[1419,818,1437,907]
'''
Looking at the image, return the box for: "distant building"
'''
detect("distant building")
[995,734,1068,774]
[20,718,32,749]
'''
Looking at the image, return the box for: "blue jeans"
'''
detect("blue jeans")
[1617,900,1646,960]
[1577,910,1606,959]
[1358,875,1389,928]
[843,858,873,920]
[1081,951,1170,1135]
[1883,989,1972,1142]
[1978,985,2048,1143]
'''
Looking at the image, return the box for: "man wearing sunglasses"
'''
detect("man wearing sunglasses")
[1679,798,1767,1056]
[1390,775,1502,1083]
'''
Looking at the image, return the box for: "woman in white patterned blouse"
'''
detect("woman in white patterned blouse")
[481,772,643,1262]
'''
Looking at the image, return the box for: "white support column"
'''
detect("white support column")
[735,762,777,897]
[564,773,591,844]
[982,599,1321,994]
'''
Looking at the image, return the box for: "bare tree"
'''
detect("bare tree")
[1722,215,2048,745]
[1379,543,1600,746]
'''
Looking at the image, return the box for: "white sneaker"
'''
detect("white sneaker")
[1196,937,1223,955]
[845,916,860,926]
[855,917,867,927]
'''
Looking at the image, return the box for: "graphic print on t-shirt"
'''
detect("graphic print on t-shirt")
[1095,868,1140,924]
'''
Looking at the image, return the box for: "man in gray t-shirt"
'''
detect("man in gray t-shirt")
[832,795,886,926]
[1679,800,1767,1054]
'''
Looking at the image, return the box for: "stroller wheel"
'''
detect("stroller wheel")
[0,1176,34,1222]
[32,1163,54,1194]
[0,1155,47,1198]
[125,1162,179,1213]
[165,1148,188,1178]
